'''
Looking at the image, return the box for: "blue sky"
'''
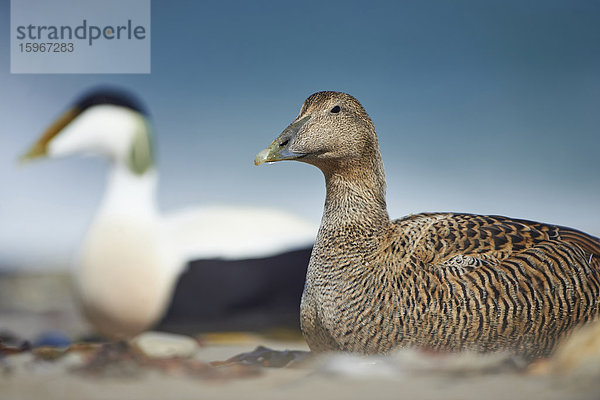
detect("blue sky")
[1,0,599,269]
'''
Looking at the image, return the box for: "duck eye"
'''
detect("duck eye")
[330,106,341,114]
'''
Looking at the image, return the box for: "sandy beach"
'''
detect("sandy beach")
[1,273,599,400]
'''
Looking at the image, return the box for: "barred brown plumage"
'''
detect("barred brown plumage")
[254,91,600,359]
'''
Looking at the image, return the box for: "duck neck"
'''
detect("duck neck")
[98,163,159,220]
[320,155,390,234]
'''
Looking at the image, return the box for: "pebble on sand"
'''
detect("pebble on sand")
[131,332,200,359]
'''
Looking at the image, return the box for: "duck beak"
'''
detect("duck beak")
[254,115,311,166]
[19,107,80,163]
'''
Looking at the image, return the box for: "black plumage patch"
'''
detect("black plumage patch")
[75,87,149,116]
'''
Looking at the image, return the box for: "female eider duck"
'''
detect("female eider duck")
[21,88,316,339]
[254,91,600,360]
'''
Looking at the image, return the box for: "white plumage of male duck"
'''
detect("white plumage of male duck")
[20,88,316,339]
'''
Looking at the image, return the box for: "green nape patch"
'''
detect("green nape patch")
[128,118,154,175]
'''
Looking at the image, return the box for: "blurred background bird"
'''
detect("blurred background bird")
[19,87,316,339]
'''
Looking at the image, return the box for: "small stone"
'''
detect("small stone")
[58,351,86,369]
[131,332,199,359]
[212,346,312,368]
[32,346,67,361]
[316,353,399,379]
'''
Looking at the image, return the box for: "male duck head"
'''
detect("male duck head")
[21,88,154,175]
[254,91,381,174]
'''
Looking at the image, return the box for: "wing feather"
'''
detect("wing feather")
[394,212,600,276]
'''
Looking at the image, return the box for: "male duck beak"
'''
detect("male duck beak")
[254,115,311,166]
[19,107,79,163]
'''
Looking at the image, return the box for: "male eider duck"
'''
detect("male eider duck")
[21,88,316,339]
[254,91,600,359]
